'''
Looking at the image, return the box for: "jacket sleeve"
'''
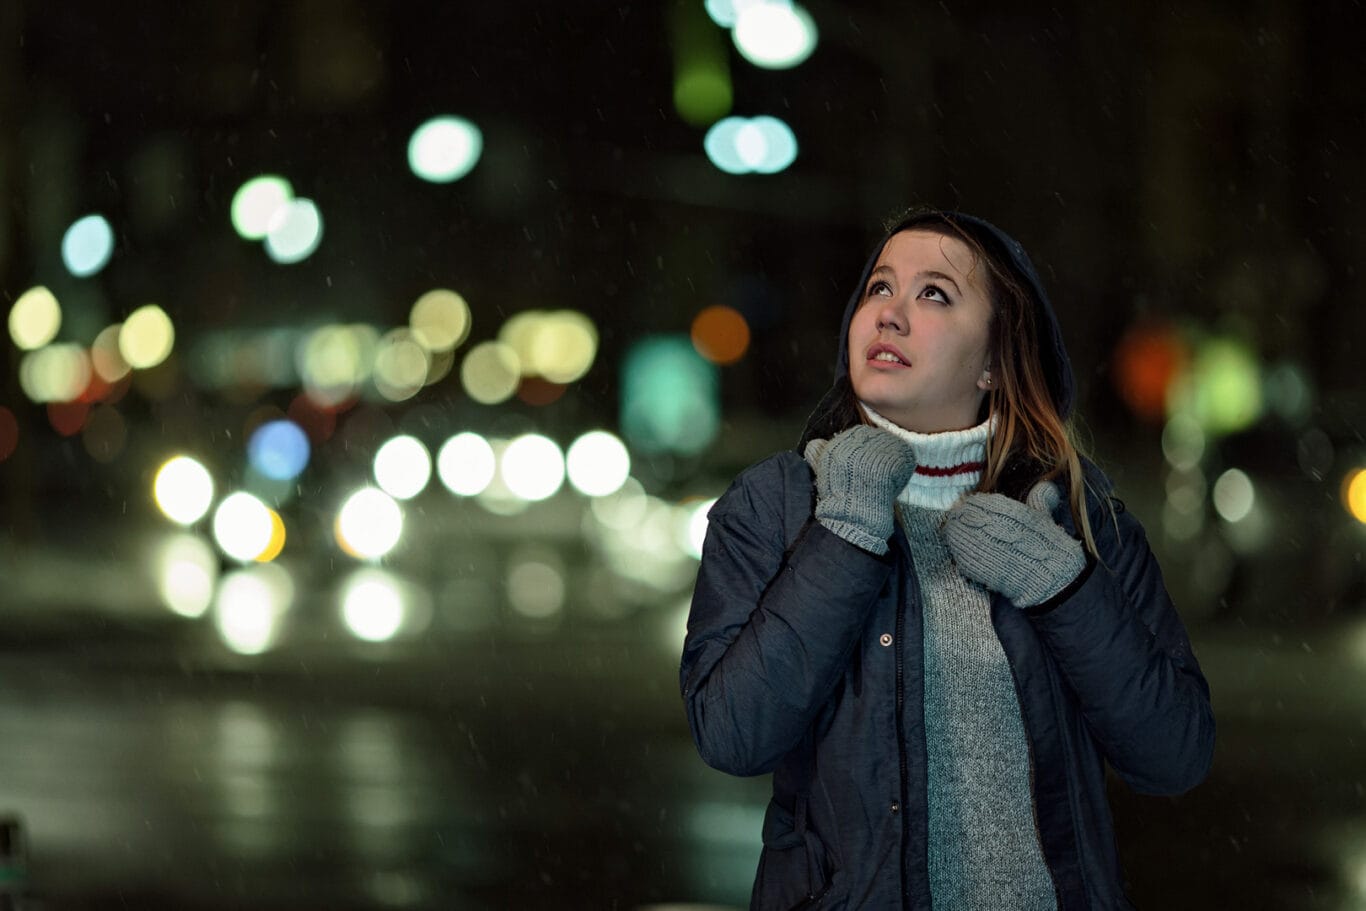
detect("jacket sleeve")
[680,454,893,777]
[1026,491,1216,795]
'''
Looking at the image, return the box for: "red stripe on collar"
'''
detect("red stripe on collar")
[914,461,985,478]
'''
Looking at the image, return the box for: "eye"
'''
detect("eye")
[866,279,892,297]
[921,284,951,305]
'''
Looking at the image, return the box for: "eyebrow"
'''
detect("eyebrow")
[869,265,962,295]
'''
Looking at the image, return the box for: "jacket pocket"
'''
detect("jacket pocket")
[750,797,841,911]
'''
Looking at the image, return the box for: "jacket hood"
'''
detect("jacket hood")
[797,209,1075,451]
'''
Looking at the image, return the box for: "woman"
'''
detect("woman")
[680,208,1215,910]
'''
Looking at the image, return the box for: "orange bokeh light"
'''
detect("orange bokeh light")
[691,305,751,366]
[1113,323,1188,422]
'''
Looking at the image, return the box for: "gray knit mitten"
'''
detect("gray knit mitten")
[803,425,918,555]
[941,481,1085,607]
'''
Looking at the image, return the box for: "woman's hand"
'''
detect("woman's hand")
[941,480,1086,607]
[802,425,917,555]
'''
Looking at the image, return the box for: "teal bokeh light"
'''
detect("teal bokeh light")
[621,336,720,455]
[61,214,115,277]
[408,116,484,183]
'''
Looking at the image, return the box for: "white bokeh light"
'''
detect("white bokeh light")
[684,498,718,560]
[437,432,497,497]
[374,435,432,500]
[501,434,565,502]
[264,198,323,264]
[340,570,406,642]
[212,492,274,562]
[733,2,817,69]
[213,564,293,655]
[566,431,631,497]
[408,116,484,183]
[154,455,216,526]
[1212,468,1256,523]
[155,533,219,618]
[336,488,404,559]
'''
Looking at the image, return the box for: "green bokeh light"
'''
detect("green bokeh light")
[674,64,733,127]
[1167,336,1263,437]
[621,335,719,455]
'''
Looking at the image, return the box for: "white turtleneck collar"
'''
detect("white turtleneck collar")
[860,404,993,511]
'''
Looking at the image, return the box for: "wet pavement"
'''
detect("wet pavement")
[1,612,1365,910]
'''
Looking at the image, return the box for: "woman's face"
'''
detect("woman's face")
[846,229,994,434]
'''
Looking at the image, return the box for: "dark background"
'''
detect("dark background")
[2,1,1365,908]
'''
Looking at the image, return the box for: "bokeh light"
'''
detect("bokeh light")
[9,286,61,351]
[153,455,215,526]
[1161,413,1207,471]
[298,323,376,407]
[704,0,771,28]
[336,488,403,559]
[264,198,323,264]
[1343,469,1366,525]
[501,434,565,502]
[1212,468,1255,523]
[82,404,127,463]
[691,304,751,365]
[408,116,483,183]
[437,432,496,496]
[0,407,18,463]
[91,324,131,382]
[506,549,566,620]
[119,304,175,369]
[61,214,115,277]
[704,116,798,175]
[213,564,293,655]
[247,419,311,481]
[684,498,718,559]
[1264,361,1313,425]
[340,570,406,642]
[674,61,733,127]
[733,2,817,69]
[258,508,287,563]
[155,533,219,618]
[374,435,432,500]
[621,335,720,455]
[460,341,521,404]
[1113,322,1188,422]
[19,344,90,403]
[589,477,649,531]
[409,289,472,352]
[1167,336,1262,437]
[46,401,88,436]
[565,431,631,497]
[213,492,275,562]
[373,329,431,402]
[231,175,294,240]
[498,310,599,384]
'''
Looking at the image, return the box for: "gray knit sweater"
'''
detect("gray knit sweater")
[863,407,1057,910]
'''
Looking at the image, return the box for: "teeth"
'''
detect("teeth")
[873,351,904,364]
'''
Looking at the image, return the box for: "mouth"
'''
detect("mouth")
[866,344,910,367]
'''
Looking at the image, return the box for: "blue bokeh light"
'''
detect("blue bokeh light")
[247,419,312,481]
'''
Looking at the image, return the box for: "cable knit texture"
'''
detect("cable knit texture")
[802,425,917,555]
[861,404,1055,909]
[941,487,1086,608]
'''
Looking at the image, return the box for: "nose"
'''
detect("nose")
[875,297,908,334]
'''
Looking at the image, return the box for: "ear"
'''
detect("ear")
[976,365,994,392]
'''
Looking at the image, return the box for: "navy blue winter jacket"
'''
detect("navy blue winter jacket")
[679,210,1215,909]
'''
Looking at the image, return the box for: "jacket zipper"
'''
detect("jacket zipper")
[893,506,911,910]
